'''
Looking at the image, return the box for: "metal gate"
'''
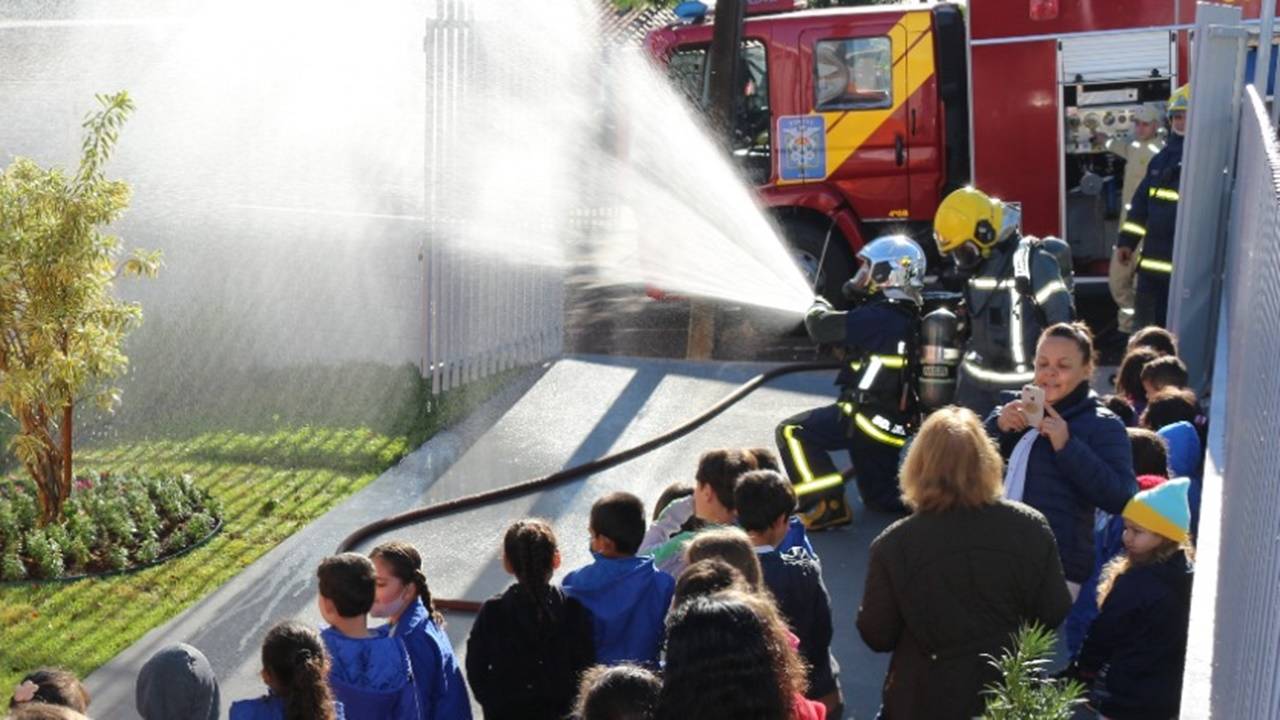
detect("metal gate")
[422,0,566,393]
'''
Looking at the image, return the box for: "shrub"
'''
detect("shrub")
[0,471,220,580]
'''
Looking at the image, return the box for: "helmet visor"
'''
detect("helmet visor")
[951,242,984,271]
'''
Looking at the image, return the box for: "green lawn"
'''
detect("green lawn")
[0,371,512,692]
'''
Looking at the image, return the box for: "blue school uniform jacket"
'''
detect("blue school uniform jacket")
[987,384,1137,582]
[230,693,347,720]
[1074,550,1193,720]
[562,553,675,666]
[758,545,838,698]
[377,598,472,720]
[321,627,420,720]
[1158,421,1203,534]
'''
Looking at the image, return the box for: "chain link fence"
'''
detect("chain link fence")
[1182,83,1280,720]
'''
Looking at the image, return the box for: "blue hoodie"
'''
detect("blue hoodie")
[1158,421,1203,534]
[375,598,472,720]
[562,554,675,666]
[230,693,347,720]
[321,627,420,720]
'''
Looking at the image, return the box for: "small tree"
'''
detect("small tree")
[982,623,1087,720]
[0,91,160,525]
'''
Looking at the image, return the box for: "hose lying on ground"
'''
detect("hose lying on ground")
[336,360,841,612]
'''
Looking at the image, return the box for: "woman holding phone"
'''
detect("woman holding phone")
[987,322,1137,599]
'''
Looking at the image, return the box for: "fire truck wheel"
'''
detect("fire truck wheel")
[782,218,855,309]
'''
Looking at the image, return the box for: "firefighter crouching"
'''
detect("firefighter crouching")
[933,186,1075,415]
[775,236,926,529]
[1116,84,1188,329]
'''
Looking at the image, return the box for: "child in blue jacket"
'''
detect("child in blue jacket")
[563,492,675,667]
[230,621,346,720]
[1063,479,1195,720]
[370,541,471,720]
[316,553,420,720]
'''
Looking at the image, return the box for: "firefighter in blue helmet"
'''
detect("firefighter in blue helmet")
[933,186,1076,415]
[776,235,925,529]
[1116,84,1189,329]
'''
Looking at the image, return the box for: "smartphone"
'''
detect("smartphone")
[1021,384,1046,427]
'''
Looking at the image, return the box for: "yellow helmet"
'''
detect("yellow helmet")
[1168,84,1190,114]
[933,187,1006,268]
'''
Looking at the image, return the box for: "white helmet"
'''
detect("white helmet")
[848,235,927,304]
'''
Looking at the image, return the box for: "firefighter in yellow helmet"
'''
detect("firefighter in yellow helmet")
[933,187,1076,414]
[1115,84,1188,329]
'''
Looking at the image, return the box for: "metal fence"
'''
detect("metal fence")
[1181,70,1280,720]
[422,0,565,393]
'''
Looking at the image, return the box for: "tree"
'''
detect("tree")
[0,91,160,525]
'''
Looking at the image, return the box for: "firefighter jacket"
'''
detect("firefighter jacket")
[960,235,1075,389]
[805,296,917,441]
[1106,133,1165,223]
[1118,132,1183,278]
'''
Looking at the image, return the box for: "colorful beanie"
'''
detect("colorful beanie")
[1123,476,1191,543]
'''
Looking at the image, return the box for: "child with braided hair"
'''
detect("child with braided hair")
[466,519,595,720]
[230,621,345,720]
[370,541,471,720]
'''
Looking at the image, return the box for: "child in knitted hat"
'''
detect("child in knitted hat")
[1063,478,1194,720]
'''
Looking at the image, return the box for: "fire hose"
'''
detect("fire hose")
[336,359,841,613]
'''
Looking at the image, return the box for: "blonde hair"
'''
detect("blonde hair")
[1096,537,1194,607]
[899,406,1005,512]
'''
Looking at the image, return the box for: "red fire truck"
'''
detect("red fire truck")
[644,0,1266,300]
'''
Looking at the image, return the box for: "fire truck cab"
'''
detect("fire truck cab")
[645,0,1214,301]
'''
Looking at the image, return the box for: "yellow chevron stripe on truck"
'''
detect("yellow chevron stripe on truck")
[779,10,936,184]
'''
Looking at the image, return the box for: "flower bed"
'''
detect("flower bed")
[0,472,222,581]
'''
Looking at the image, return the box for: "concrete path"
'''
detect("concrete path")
[86,356,894,719]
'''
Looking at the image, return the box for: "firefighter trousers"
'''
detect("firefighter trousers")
[1134,272,1170,330]
[775,405,907,514]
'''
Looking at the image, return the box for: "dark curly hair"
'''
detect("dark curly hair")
[8,669,88,712]
[574,664,661,720]
[261,621,340,720]
[655,592,802,720]
[370,540,443,625]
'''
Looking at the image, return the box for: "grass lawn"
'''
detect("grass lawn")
[0,369,513,692]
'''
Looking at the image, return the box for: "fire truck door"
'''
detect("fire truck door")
[801,23,910,221]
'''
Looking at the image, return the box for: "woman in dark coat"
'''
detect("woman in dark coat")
[857,406,1072,720]
[987,323,1138,592]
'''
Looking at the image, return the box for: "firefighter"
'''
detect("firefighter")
[933,186,1075,415]
[776,235,925,529]
[1116,84,1188,329]
[1101,102,1166,335]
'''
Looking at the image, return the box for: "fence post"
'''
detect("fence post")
[1166,3,1245,395]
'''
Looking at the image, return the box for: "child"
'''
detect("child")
[369,541,472,720]
[6,705,89,720]
[734,470,842,717]
[573,664,661,720]
[656,592,824,720]
[671,558,750,607]
[1127,325,1178,357]
[8,669,89,714]
[683,526,764,591]
[1063,457,1169,655]
[466,519,595,720]
[563,492,675,667]
[1115,347,1160,418]
[1065,478,1194,720]
[639,448,764,576]
[1139,355,1189,397]
[135,644,220,720]
[650,481,693,522]
[316,553,419,720]
[230,621,344,720]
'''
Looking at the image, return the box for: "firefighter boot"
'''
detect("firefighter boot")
[798,490,853,531]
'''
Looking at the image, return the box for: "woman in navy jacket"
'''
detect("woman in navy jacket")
[987,323,1137,590]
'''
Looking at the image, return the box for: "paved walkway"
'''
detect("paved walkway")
[86,356,894,719]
